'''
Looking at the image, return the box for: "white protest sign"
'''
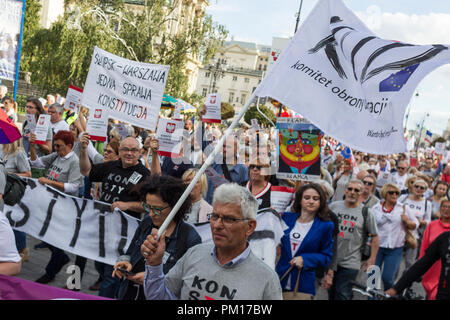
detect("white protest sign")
[34,114,51,145]
[255,0,450,154]
[435,142,445,155]
[251,118,260,131]
[203,93,221,123]
[81,46,169,131]
[270,186,295,213]
[156,118,184,157]
[5,178,139,266]
[38,98,47,107]
[113,123,131,139]
[86,108,109,141]
[64,85,83,112]
[25,113,36,132]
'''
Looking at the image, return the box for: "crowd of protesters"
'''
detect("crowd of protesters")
[0,91,449,300]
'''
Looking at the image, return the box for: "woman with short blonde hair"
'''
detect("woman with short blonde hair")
[181,168,212,223]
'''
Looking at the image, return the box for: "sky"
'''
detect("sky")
[206,0,450,136]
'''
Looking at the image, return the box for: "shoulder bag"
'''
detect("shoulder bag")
[280,265,313,300]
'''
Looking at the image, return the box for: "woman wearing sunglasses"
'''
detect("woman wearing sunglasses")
[246,158,273,210]
[400,179,432,272]
[372,183,418,291]
[113,174,201,300]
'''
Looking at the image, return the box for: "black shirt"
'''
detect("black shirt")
[394,231,450,300]
[89,159,150,218]
[161,156,193,179]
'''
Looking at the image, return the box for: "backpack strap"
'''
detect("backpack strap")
[221,163,233,182]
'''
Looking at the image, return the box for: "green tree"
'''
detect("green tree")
[22,0,228,97]
[20,0,42,72]
[244,105,276,127]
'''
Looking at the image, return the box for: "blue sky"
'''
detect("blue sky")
[206,0,450,135]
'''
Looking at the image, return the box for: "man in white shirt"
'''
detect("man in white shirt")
[390,160,409,193]
[48,103,69,135]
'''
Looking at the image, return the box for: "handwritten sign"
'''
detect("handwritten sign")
[81,46,169,131]
[203,93,221,123]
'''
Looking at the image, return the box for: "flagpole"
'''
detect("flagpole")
[157,91,258,238]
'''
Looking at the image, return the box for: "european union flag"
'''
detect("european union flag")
[379,63,419,92]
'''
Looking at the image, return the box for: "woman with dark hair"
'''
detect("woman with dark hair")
[29,130,83,284]
[276,183,334,299]
[113,174,201,300]
[429,181,448,220]
[22,98,52,157]
[2,96,18,123]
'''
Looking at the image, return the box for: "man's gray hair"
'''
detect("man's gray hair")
[213,183,258,220]
[345,179,364,190]
[49,103,64,114]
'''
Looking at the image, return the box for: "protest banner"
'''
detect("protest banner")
[0,0,25,85]
[0,274,110,300]
[202,93,222,123]
[34,114,51,145]
[64,85,83,112]
[80,46,169,131]
[193,208,284,270]
[5,178,140,266]
[255,0,450,155]
[270,186,295,213]
[85,108,109,141]
[156,118,184,157]
[276,117,321,181]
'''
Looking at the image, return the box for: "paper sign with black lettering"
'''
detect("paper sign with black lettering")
[202,93,221,123]
[270,186,295,213]
[64,85,83,112]
[5,178,140,266]
[86,108,109,141]
[156,118,184,157]
[80,46,169,131]
[34,114,51,145]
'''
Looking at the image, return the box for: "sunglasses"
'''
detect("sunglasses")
[362,180,374,186]
[397,167,407,170]
[387,191,400,196]
[346,187,361,193]
[249,164,267,170]
[414,185,426,190]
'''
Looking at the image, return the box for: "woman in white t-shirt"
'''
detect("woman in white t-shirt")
[400,179,432,271]
[0,211,22,276]
[276,183,334,299]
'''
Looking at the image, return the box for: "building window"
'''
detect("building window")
[241,94,246,104]
[202,88,207,97]
[205,72,210,78]
[258,64,262,71]
[232,76,237,81]
[263,65,267,71]
[245,78,249,83]
[229,92,234,103]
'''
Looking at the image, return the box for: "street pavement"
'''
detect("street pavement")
[16,235,426,300]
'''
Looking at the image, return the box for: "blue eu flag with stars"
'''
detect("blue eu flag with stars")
[379,64,419,92]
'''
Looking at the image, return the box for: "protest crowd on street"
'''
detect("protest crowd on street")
[1,0,450,302]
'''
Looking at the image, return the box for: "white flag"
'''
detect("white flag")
[255,0,450,154]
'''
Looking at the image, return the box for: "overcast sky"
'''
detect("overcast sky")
[206,0,450,135]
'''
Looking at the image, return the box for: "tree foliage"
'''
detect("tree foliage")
[244,105,276,127]
[21,0,228,97]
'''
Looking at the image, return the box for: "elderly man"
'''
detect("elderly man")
[141,183,282,300]
[390,160,409,193]
[48,103,69,135]
[326,179,380,300]
[79,136,150,298]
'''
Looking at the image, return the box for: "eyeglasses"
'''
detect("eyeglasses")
[120,148,140,153]
[397,167,407,170]
[48,110,56,114]
[25,105,36,109]
[54,143,64,148]
[414,185,426,190]
[210,213,250,226]
[346,187,361,193]
[142,202,170,216]
[362,180,374,186]
[387,191,400,196]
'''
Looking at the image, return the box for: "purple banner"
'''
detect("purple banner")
[0,275,111,300]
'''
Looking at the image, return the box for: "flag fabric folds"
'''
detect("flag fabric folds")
[255,0,450,154]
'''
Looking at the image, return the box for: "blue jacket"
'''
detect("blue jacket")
[276,211,334,295]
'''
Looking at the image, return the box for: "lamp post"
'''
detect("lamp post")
[416,112,430,152]
[404,91,419,133]
[207,59,227,94]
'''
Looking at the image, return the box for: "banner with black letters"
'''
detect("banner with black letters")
[4,178,140,266]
